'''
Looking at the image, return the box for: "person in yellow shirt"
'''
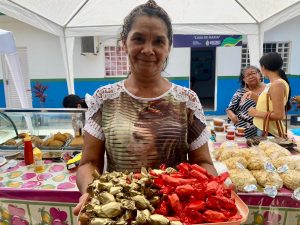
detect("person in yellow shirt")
[245,52,291,136]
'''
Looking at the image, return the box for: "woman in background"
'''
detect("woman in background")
[227,66,265,138]
[247,52,291,136]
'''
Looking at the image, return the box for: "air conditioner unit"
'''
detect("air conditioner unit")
[81,36,99,55]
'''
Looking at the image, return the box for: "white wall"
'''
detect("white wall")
[216,46,242,76]
[166,47,190,77]
[264,15,300,74]
[0,16,65,79]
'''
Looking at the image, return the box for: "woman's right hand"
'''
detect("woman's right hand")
[230,115,239,124]
[73,192,89,216]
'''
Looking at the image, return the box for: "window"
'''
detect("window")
[241,42,290,72]
[104,46,129,77]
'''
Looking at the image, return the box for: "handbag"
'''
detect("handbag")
[262,92,296,150]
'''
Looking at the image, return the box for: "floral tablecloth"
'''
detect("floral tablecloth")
[0,159,80,225]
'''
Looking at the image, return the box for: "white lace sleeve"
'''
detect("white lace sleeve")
[189,128,210,151]
[171,85,207,125]
[83,92,104,140]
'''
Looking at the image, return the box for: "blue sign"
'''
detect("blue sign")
[173,35,242,48]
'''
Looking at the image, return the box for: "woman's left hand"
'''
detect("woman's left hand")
[248,107,257,117]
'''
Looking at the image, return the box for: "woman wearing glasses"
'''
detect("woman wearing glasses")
[226,66,266,138]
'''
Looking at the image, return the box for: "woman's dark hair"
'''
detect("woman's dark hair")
[239,65,263,88]
[259,52,292,111]
[120,0,172,71]
[62,94,88,108]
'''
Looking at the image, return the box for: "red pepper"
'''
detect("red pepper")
[205,181,219,196]
[168,193,182,213]
[189,169,209,181]
[161,174,196,186]
[175,184,194,196]
[184,200,206,211]
[203,210,227,222]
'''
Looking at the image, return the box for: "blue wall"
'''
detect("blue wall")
[0,76,299,114]
[0,80,5,107]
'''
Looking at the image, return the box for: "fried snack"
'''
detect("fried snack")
[3,139,17,145]
[259,141,291,159]
[280,170,300,190]
[247,156,270,170]
[17,133,27,138]
[243,147,267,160]
[272,156,300,171]
[223,157,247,169]
[48,140,64,147]
[54,132,67,142]
[251,170,283,190]
[69,136,83,147]
[41,137,54,146]
[228,169,257,192]
[264,147,291,160]
[63,132,72,139]
[31,136,43,148]
[218,148,246,161]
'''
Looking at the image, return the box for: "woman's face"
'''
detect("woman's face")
[243,68,262,87]
[122,15,171,77]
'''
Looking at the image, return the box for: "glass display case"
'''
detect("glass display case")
[0,108,86,153]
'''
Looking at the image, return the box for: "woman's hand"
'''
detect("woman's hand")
[73,192,89,216]
[248,107,257,117]
[241,91,252,103]
[230,115,239,124]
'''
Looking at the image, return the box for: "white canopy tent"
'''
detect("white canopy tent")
[0,28,30,108]
[0,0,300,94]
[0,28,33,131]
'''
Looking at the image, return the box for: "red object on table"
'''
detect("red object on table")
[24,135,34,165]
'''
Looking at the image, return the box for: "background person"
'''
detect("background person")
[73,0,217,216]
[62,94,88,108]
[226,66,265,138]
[248,52,291,136]
[62,94,87,136]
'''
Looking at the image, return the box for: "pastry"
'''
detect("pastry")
[69,136,84,147]
[54,132,67,142]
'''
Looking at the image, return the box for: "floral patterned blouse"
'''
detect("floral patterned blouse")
[84,80,210,172]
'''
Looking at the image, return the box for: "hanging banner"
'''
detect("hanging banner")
[173,35,242,48]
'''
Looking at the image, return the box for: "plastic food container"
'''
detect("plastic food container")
[226,134,235,140]
[235,132,245,137]
[214,126,225,132]
[213,119,225,126]
[237,127,245,133]
[227,130,235,135]
[216,132,227,143]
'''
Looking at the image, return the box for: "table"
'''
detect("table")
[210,140,300,225]
[239,189,300,225]
[0,159,80,225]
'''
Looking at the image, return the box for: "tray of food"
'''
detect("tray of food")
[63,135,83,150]
[40,132,72,150]
[78,163,249,225]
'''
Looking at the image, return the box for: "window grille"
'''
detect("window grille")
[104,46,129,77]
[241,42,290,72]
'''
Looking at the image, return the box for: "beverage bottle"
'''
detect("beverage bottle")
[33,147,45,173]
[24,134,34,165]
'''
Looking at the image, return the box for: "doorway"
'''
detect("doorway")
[190,48,216,110]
